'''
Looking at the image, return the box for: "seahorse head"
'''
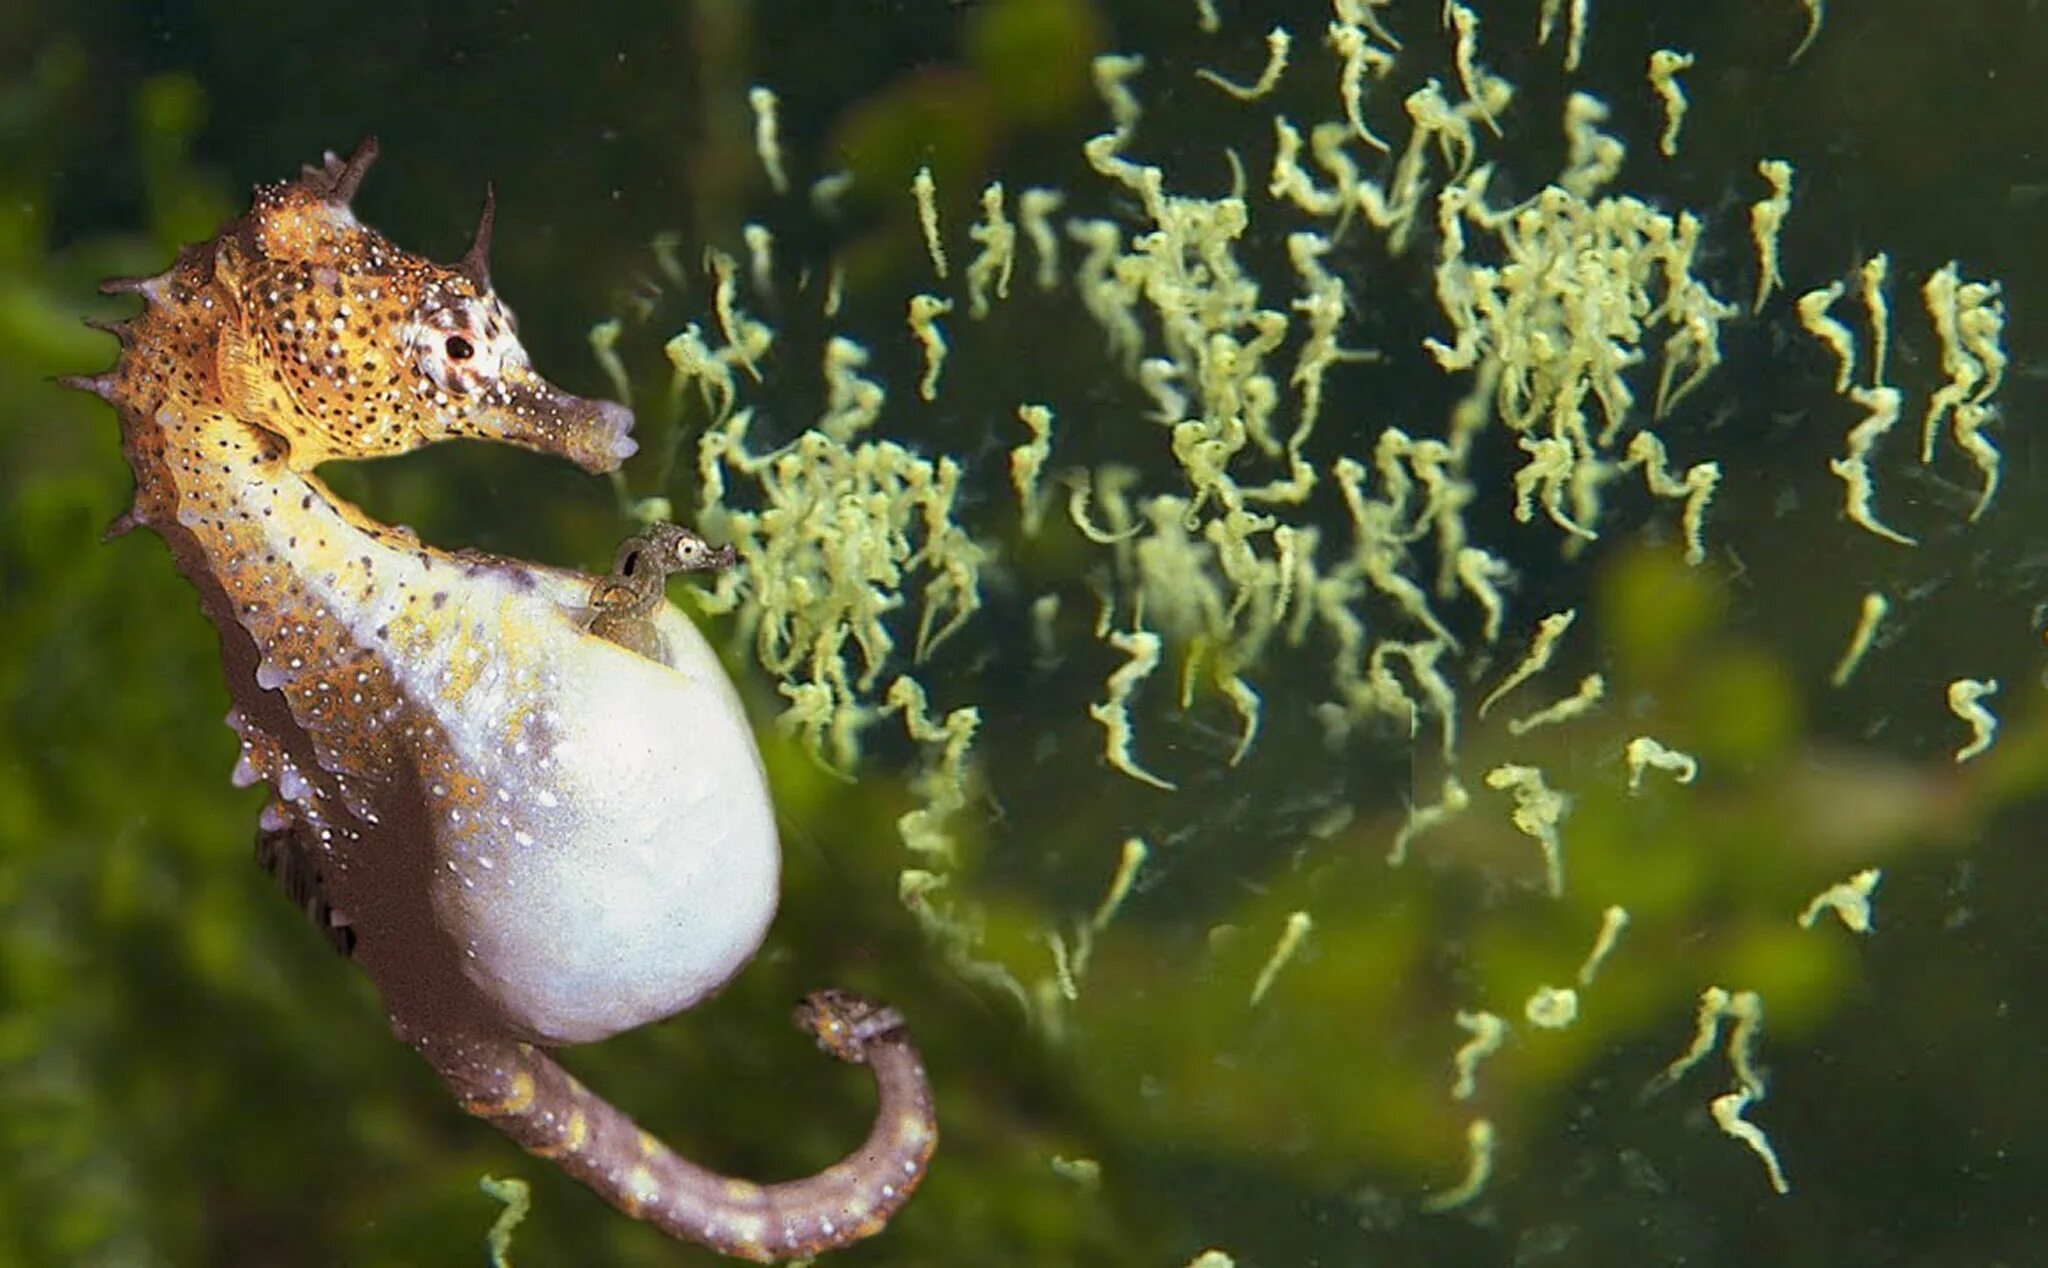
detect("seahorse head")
[207,139,634,473]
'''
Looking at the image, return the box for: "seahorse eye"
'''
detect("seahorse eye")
[446,335,475,360]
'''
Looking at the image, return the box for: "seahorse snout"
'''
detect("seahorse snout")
[589,398,638,466]
[554,395,636,472]
[487,375,637,473]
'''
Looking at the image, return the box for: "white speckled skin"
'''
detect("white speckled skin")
[184,423,781,1047]
[422,579,780,1044]
[87,142,936,1259]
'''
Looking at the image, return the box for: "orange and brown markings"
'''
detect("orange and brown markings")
[208,149,630,474]
[219,208,475,467]
[74,139,934,1262]
[83,142,628,784]
[144,405,415,788]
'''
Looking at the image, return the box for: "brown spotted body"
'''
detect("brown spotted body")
[71,141,933,1261]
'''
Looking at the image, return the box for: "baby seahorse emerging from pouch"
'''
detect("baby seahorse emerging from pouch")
[65,139,934,1262]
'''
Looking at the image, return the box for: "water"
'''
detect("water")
[2,1,2045,1264]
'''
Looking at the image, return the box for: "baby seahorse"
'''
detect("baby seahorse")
[587,521,737,660]
[65,139,934,1262]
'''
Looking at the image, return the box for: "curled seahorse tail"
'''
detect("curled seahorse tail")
[424,993,936,1262]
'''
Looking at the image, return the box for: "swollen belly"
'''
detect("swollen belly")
[422,600,781,1045]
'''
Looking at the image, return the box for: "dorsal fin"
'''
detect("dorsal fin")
[457,183,495,288]
[301,136,380,205]
[256,809,356,957]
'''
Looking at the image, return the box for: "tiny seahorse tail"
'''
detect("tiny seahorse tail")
[423,991,936,1263]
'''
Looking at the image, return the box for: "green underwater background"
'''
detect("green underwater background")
[4,0,2048,1264]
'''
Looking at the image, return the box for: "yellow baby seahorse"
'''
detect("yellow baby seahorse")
[65,140,933,1262]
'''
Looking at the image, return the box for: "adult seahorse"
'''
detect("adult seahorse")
[65,139,934,1262]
